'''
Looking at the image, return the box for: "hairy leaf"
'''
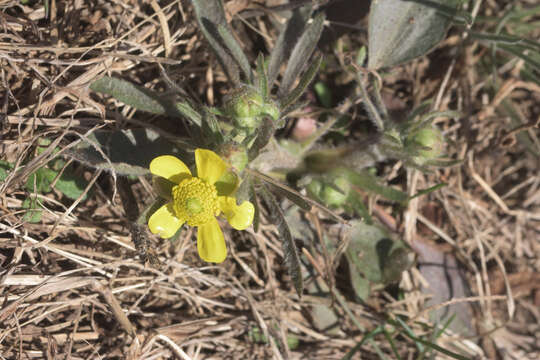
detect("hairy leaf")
[217,24,253,83]
[256,54,269,101]
[268,6,313,86]
[91,77,166,114]
[235,174,253,205]
[67,129,188,176]
[91,77,201,125]
[248,169,345,222]
[279,13,325,96]
[342,169,408,204]
[248,117,275,161]
[267,182,311,212]
[368,0,461,69]
[260,185,303,297]
[280,54,323,111]
[192,0,241,84]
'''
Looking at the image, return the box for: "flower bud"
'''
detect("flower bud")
[406,125,444,164]
[223,87,280,130]
[307,177,350,207]
[307,179,323,200]
[321,177,350,207]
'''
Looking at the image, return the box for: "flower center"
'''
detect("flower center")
[172,177,219,226]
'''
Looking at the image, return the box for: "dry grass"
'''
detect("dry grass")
[1,1,539,359]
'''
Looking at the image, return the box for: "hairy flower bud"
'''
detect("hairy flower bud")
[406,125,444,164]
[308,177,350,207]
[223,87,280,130]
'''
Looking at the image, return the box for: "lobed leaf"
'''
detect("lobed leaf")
[22,197,42,223]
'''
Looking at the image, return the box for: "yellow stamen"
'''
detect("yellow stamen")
[172,177,219,226]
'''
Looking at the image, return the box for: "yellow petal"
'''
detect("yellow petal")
[148,202,184,238]
[195,149,228,185]
[197,217,227,263]
[219,196,254,230]
[150,155,191,184]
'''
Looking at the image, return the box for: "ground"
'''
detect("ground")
[0,1,539,359]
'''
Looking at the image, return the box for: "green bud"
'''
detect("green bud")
[223,87,280,130]
[307,179,323,199]
[224,87,264,129]
[261,100,280,122]
[406,125,444,164]
[321,177,350,207]
[307,177,350,208]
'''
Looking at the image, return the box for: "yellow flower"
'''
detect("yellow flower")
[148,149,255,263]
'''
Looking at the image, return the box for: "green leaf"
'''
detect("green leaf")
[391,318,471,360]
[314,81,332,108]
[44,168,90,201]
[347,191,373,224]
[368,0,461,68]
[470,31,540,53]
[260,185,303,297]
[0,160,14,182]
[356,46,367,66]
[409,183,447,200]
[345,220,411,296]
[256,54,269,101]
[191,0,241,84]
[411,110,461,133]
[22,197,42,223]
[248,117,275,161]
[279,13,325,96]
[25,168,51,193]
[251,188,260,233]
[424,158,462,168]
[268,6,313,86]
[91,77,200,123]
[175,101,203,127]
[200,108,223,145]
[406,100,432,123]
[498,43,540,71]
[267,182,311,212]
[217,23,253,83]
[341,326,384,360]
[342,169,408,204]
[235,174,253,205]
[248,169,343,219]
[280,54,323,113]
[348,267,371,302]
